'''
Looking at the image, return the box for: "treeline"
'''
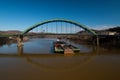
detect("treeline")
[0,37,9,46]
[106,26,120,33]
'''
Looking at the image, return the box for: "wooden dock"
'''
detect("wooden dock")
[64,48,74,55]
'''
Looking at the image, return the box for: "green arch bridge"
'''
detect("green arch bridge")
[21,18,97,35]
[17,18,99,46]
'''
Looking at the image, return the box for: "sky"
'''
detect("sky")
[0,0,120,31]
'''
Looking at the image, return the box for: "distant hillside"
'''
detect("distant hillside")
[0,30,21,35]
[77,26,120,35]
[6,30,21,34]
[106,26,120,33]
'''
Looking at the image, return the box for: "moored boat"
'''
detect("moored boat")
[54,41,65,53]
[54,41,80,53]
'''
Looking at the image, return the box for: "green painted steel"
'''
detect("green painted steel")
[21,19,97,35]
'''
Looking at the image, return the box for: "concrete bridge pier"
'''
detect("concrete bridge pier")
[17,35,24,47]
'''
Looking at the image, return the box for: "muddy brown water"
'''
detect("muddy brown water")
[0,38,120,80]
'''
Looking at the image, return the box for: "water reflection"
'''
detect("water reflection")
[0,43,18,53]
[0,44,96,73]
[0,38,97,54]
[0,50,97,72]
[0,38,120,80]
[18,46,23,56]
[0,38,120,55]
[0,38,98,72]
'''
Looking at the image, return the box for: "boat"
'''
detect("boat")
[54,41,65,53]
[54,41,80,53]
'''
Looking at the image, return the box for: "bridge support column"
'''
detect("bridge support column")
[17,35,23,47]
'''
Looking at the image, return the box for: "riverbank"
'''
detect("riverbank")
[68,35,120,49]
[0,36,29,46]
[0,37,12,46]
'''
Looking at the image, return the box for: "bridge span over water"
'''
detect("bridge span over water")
[16,18,99,46]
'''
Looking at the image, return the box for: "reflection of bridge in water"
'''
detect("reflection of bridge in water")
[0,50,97,72]
[1,46,119,72]
[0,44,98,72]
[0,44,101,58]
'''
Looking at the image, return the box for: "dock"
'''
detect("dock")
[64,48,74,54]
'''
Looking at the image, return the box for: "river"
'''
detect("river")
[0,38,120,80]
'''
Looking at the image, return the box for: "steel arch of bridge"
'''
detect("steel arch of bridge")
[21,19,97,36]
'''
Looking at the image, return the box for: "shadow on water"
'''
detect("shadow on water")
[0,47,120,73]
[0,46,98,72]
